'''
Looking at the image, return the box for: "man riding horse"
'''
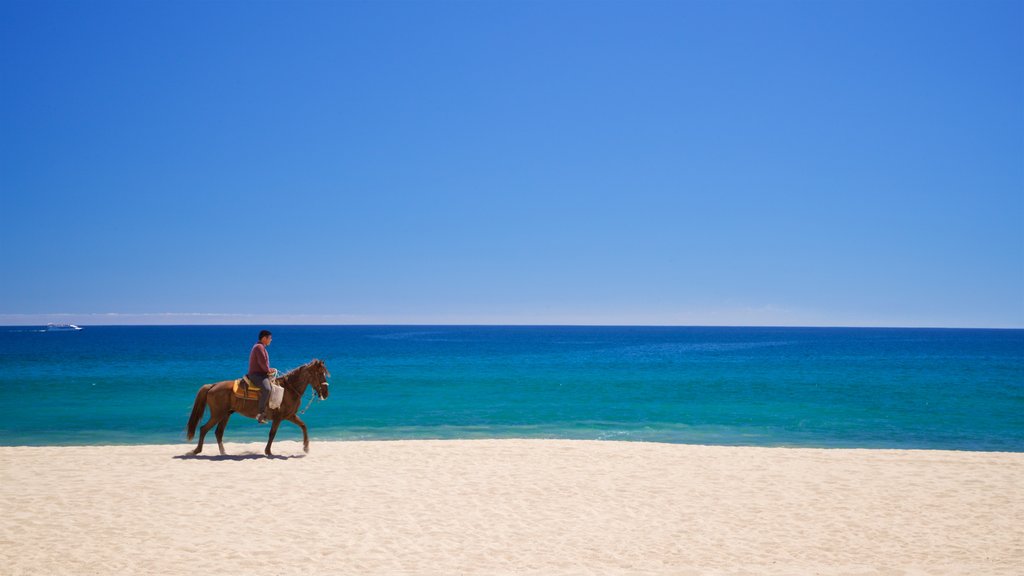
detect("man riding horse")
[248,330,276,424]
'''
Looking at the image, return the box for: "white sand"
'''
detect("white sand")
[1,439,1021,575]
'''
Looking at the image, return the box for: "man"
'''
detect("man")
[247,330,276,424]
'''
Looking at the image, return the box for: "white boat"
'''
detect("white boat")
[46,323,82,331]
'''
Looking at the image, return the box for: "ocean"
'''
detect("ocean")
[1,325,1021,451]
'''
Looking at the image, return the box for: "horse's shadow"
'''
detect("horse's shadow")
[173,452,306,461]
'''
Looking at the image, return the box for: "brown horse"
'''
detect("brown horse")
[186,359,330,456]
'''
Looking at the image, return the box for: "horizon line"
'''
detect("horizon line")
[1,312,1020,330]
[1,322,1020,331]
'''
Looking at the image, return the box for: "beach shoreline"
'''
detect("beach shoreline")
[2,439,1021,575]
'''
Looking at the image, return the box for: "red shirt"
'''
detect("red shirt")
[248,342,270,374]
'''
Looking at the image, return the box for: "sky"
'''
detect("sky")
[1,0,1022,328]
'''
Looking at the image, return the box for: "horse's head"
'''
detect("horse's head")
[310,359,330,400]
[280,358,331,400]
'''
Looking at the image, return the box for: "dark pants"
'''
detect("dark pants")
[247,372,272,413]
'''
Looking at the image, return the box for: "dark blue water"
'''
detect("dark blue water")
[1,325,1021,450]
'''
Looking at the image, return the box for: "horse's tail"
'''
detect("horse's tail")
[186,384,213,440]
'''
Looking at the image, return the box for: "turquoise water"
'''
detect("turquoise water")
[1,325,1021,450]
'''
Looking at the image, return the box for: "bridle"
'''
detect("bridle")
[276,364,328,395]
[276,362,330,414]
[300,371,329,415]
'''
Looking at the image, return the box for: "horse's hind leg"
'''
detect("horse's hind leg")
[192,418,213,455]
[215,415,232,455]
[193,412,227,455]
[287,415,310,453]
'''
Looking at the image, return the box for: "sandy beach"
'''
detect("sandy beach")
[1,439,1021,575]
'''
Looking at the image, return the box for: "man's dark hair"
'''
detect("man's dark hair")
[258,330,272,340]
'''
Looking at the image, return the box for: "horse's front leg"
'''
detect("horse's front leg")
[287,415,310,453]
[215,414,231,456]
[264,419,282,457]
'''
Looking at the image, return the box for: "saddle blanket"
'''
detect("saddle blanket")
[233,377,284,410]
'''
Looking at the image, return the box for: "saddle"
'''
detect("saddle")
[232,376,262,401]
[232,376,286,410]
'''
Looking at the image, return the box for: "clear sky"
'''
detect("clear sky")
[1,0,1021,328]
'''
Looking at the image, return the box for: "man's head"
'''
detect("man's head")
[258,330,272,345]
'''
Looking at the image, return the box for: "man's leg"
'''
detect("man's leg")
[257,376,272,422]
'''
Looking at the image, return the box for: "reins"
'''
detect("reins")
[300,388,320,415]
[274,370,302,397]
[275,363,325,415]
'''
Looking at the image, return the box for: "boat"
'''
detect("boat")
[46,323,82,331]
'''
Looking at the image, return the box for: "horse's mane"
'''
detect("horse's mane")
[278,359,323,380]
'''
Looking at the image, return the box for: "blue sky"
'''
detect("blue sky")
[1,0,1021,327]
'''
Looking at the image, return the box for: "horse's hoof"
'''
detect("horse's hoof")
[303,445,310,454]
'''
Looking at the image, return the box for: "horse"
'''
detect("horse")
[186,359,330,457]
